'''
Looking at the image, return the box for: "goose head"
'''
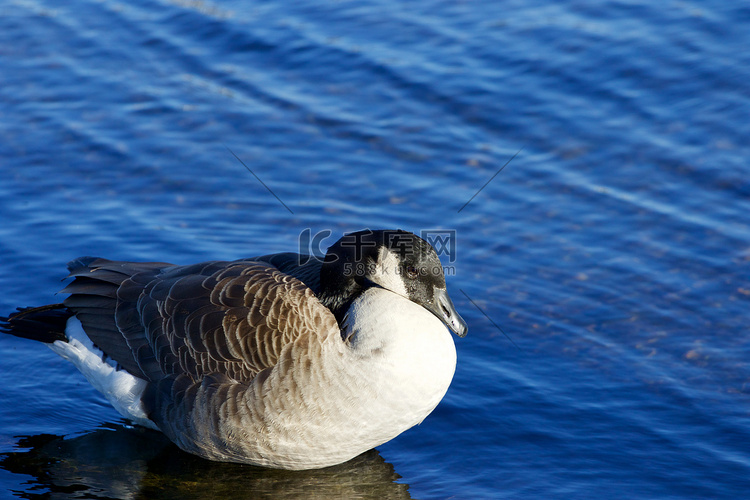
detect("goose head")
[318,229,467,338]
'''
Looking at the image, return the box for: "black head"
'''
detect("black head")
[318,229,467,337]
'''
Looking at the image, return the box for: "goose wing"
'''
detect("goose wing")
[251,252,323,292]
[62,257,340,384]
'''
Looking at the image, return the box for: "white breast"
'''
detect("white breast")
[334,287,458,449]
[344,287,458,418]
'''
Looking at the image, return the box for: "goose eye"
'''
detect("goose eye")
[405,265,419,279]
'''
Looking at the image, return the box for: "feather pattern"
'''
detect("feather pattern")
[62,259,339,384]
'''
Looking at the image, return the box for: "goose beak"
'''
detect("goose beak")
[426,287,468,338]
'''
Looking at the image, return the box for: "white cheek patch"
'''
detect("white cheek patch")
[370,248,408,297]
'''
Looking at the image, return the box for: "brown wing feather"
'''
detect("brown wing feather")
[250,252,323,291]
[143,271,342,460]
[60,257,172,377]
[62,257,338,385]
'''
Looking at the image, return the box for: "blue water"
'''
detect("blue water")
[1,0,749,498]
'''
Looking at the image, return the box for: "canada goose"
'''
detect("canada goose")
[1,229,467,470]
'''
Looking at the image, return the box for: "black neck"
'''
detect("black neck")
[316,279,364,326]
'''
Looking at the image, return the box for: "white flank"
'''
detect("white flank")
[48,317,157,430]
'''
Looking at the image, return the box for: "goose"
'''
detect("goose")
[0,229,467,470]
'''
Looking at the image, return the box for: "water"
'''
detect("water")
[1,0,749,498]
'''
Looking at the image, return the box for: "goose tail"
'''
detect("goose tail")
[0,304,71,344]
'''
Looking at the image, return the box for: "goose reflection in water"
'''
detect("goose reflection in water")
[0,424,412,500]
